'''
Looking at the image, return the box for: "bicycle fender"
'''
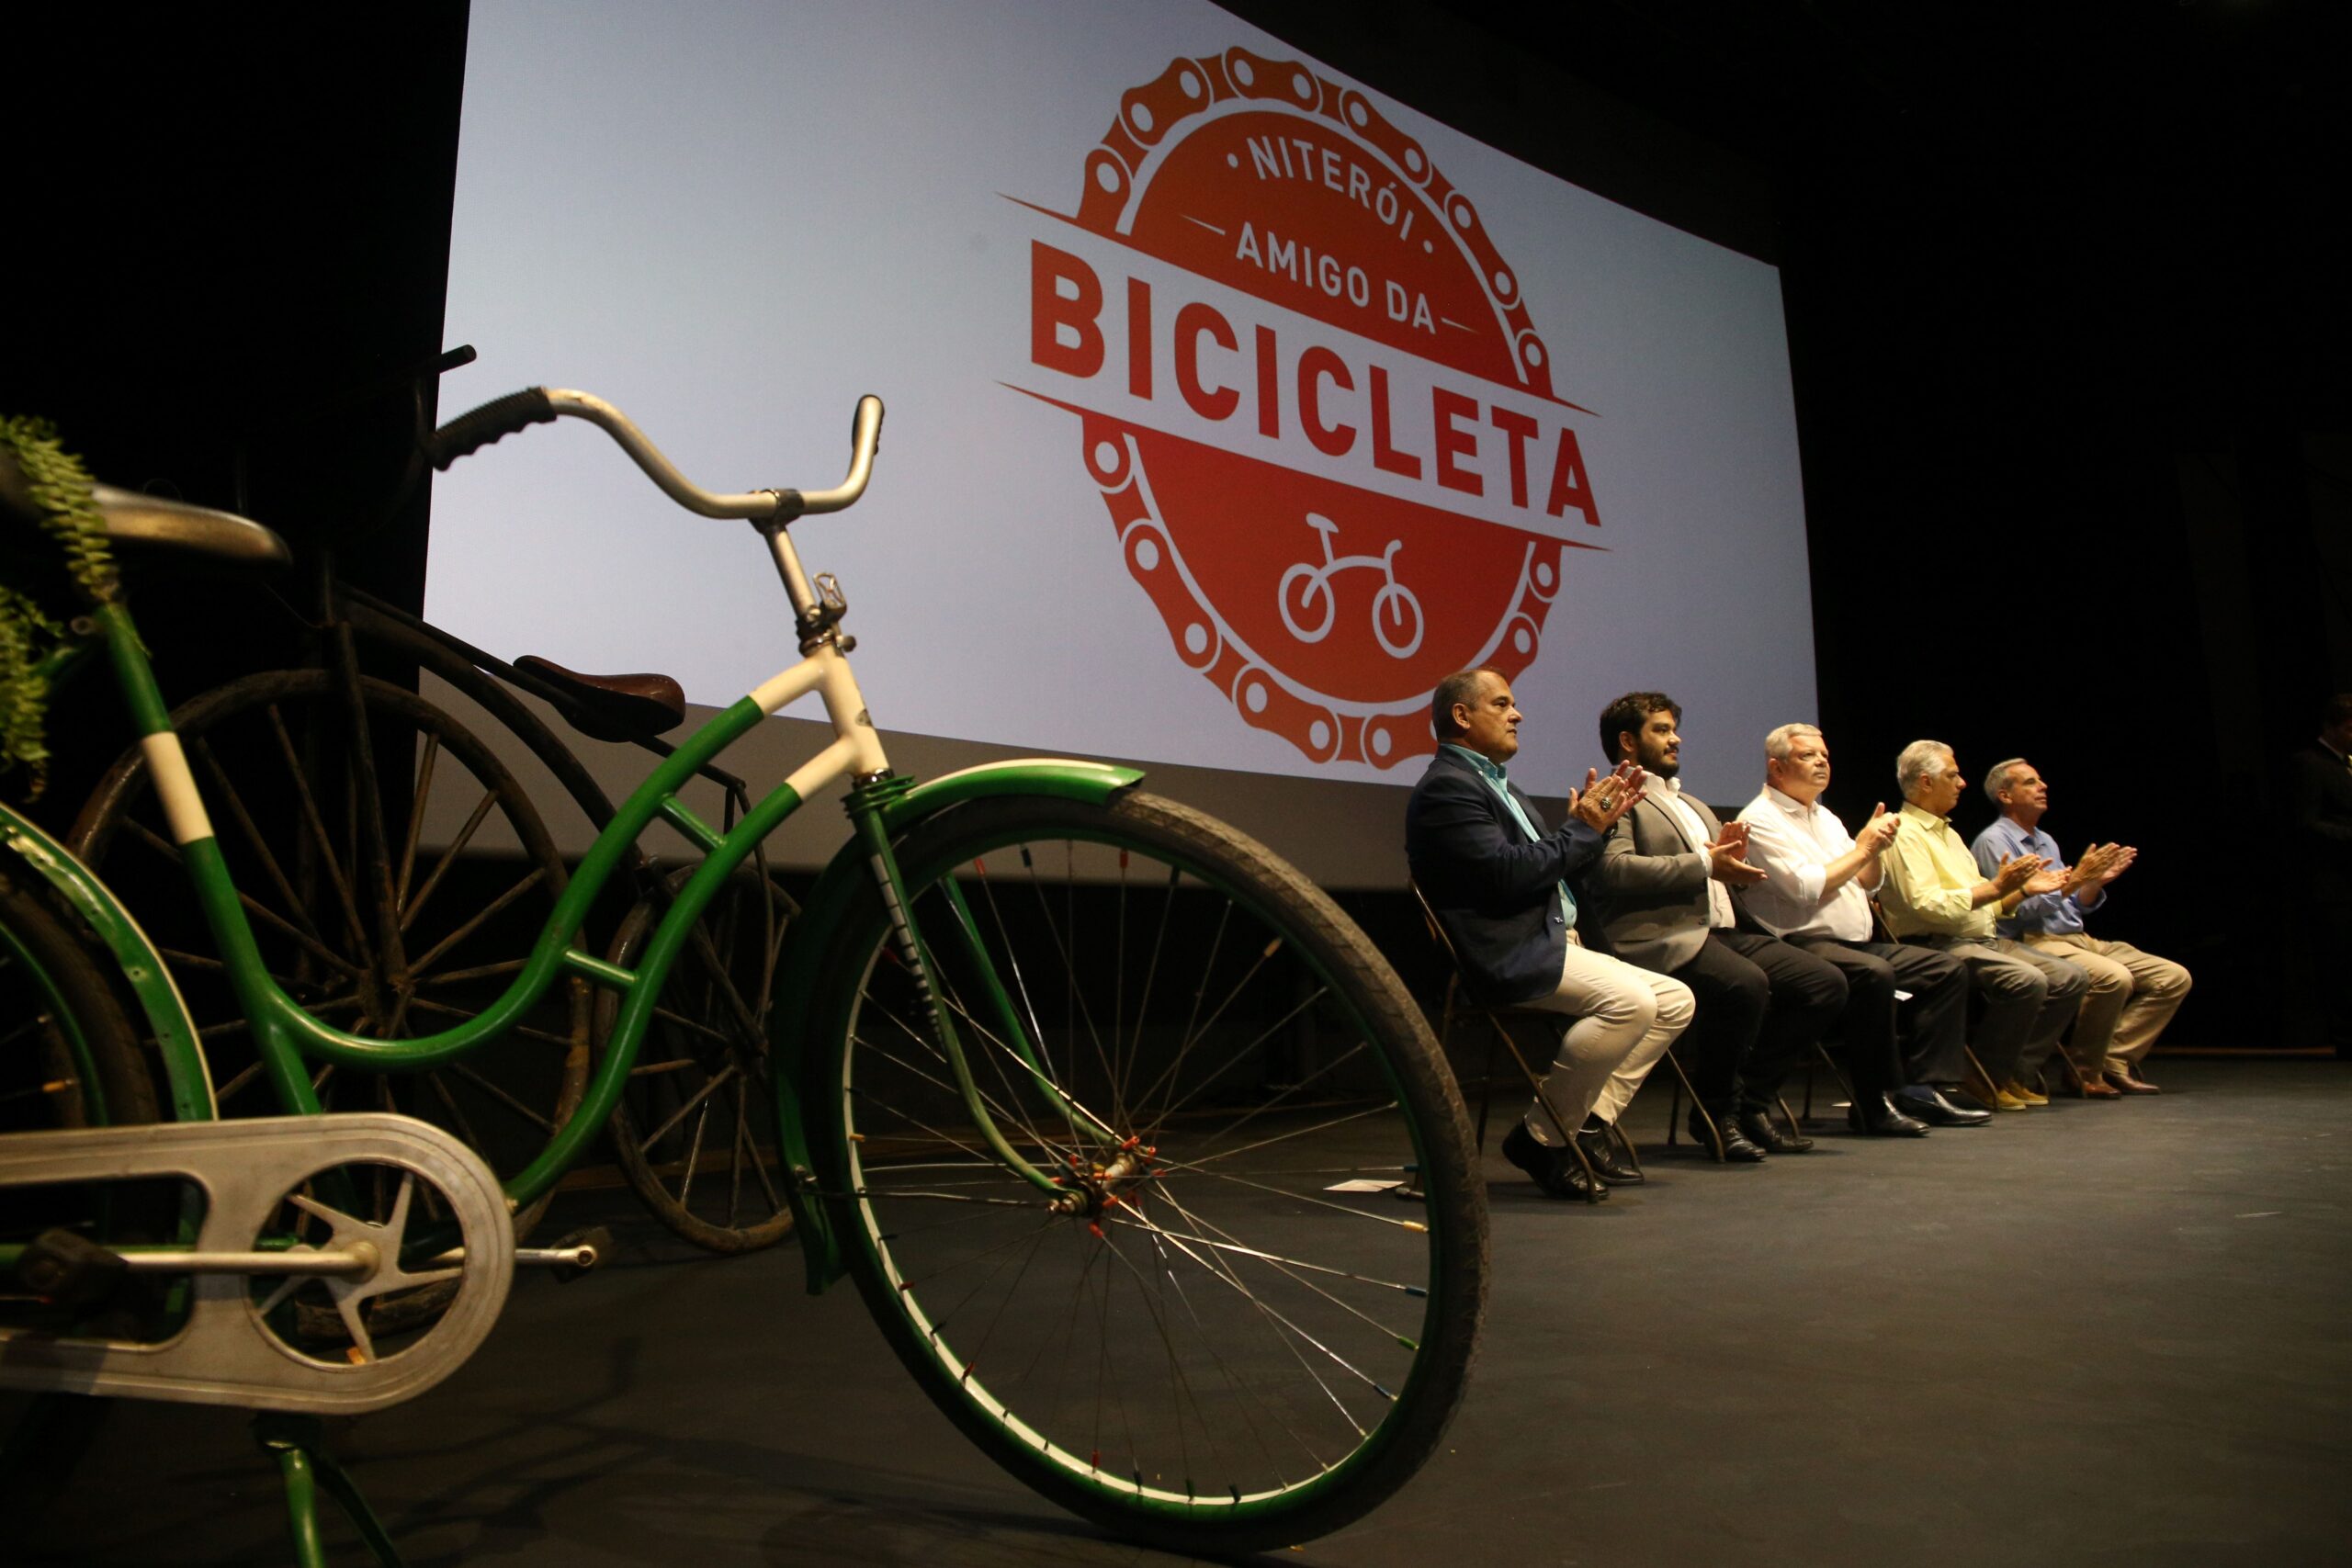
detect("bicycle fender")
[0,805,214,1122]
[875,758,1145,832]
[767,759,1146,1294]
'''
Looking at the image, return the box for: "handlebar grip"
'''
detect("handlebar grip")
[425,388,557,470]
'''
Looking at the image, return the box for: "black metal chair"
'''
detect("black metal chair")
[1408,883,1710,1190]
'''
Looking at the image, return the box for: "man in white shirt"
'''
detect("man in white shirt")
[1584,694,1849,1158]
[1734,724,1984,1132]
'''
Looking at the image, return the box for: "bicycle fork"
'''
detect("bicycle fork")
[842,783,1117,1213]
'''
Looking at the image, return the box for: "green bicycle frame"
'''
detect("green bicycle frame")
[75,596,1141,1284]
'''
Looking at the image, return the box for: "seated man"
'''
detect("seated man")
[1407,668,1693,1201]
[1972,759,2189,1095]
[1734,723,1984,1134]
[1583,694,1848,1159]
[1877,740,2089,1111]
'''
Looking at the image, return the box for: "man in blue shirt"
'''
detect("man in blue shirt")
[1970,759,2189,1094]
[1407,669,1693,1201]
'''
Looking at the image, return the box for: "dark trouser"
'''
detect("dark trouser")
[1668,931,1848,1111]
[1905,936,2088,1084]
[1786,936,1970,1094]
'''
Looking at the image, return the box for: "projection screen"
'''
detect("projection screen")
[431,0,1815,881]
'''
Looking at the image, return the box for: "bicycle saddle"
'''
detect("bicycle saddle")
[0,450,291,568]
[514,654,687,742]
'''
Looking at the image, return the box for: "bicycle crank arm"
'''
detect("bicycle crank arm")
[109,1247,377,1277]
[0,1113,512,1415]
[430,1225,611,1279]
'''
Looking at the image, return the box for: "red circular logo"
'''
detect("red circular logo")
[1023,46,1603,769]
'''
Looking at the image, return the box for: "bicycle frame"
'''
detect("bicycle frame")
[9,475,1145,1291]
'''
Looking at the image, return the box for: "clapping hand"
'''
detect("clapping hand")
[1993,852,2048,895]
[1708,819,1768,886]
[2069,842,2137,892]
[1857,802,1898,856]
[1569,761,1647,831]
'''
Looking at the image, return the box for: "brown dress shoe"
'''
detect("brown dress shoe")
[2106,1070,2162,1095]
[2081,1076,2123,1100]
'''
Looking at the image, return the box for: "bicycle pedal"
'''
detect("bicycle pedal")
[535,1225,613,1283]
[12,1228,128,1308]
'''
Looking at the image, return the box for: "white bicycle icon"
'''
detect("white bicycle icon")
[1277,513,1425,659]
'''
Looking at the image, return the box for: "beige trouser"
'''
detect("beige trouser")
[2024,933,2192,1075]
[1513,933,1695,1144]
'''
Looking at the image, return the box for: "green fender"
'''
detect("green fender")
[0,804,213,1123]
[768,758,1143,1293]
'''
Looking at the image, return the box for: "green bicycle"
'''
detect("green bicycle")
[0,388,1487,1553]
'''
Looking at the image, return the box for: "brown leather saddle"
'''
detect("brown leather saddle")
[514,654,686,743]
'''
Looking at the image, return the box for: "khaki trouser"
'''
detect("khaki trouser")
[1513,933,1696,1143]
[2023,933,2192,1075]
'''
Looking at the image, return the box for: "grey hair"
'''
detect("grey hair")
[1983,757,2029,806]
[1894,739,1955,796]
[1764,723,1823,763]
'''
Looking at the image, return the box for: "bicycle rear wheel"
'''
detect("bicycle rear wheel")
[808,791,1485,1553]
[69,671,590,1336]
[594,866,796,1252]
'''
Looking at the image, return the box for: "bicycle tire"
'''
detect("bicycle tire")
[807,790,1486,1553]
[0,869,160,1523]
[594,866,796,1252]
[0,869,157,1138]
[67,671,590,1333]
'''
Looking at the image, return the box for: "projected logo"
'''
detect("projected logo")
[1013,45,1603,769]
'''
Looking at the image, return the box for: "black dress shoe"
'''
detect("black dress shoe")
[1575,1123,1644,1184]
[1737,1107,1814,1154]
[1847,1093,1931,1137]
[1691,1106,1768,1162]
[1501,1121,1607,1201]
[1890,1087,1993,1127]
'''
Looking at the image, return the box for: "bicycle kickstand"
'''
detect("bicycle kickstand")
[253,1412,406,1568]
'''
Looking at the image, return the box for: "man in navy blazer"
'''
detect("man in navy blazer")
[1408,668,1693,1201]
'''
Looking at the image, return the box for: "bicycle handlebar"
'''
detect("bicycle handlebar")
[426,388,885,523]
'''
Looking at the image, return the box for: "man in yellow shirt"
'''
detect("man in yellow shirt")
[1876,740,2089,1111]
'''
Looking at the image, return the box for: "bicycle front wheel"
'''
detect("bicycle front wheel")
[809,790,1486,1553]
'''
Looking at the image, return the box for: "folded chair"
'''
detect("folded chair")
[1410,884,1690,1190]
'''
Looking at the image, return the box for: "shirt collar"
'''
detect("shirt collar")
[1763,783,1812,817]
[1898,800,1952,834]
[1441,742,1508,786]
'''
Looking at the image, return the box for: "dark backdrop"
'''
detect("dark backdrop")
[8,1,2346,1046]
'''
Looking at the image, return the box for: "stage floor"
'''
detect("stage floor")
[17,1057,2350,1566]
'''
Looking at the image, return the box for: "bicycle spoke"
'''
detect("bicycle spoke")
[1150,1042,1379,1164]
[264,702,372,953]
[424,1068,491,1155]
[445,1060,559,1134]
[1135,982,1329,1136]
[191,734,324,949]
[393,733,441,915]
[676,1095,712,1206]
[397,788,501,935]
[406,993,578,1049]
[124,820,361,979]
[641,1063,737,1150]
[404,865,548,976]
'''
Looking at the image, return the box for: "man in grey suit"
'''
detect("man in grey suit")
[1584,693,1849,1159]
